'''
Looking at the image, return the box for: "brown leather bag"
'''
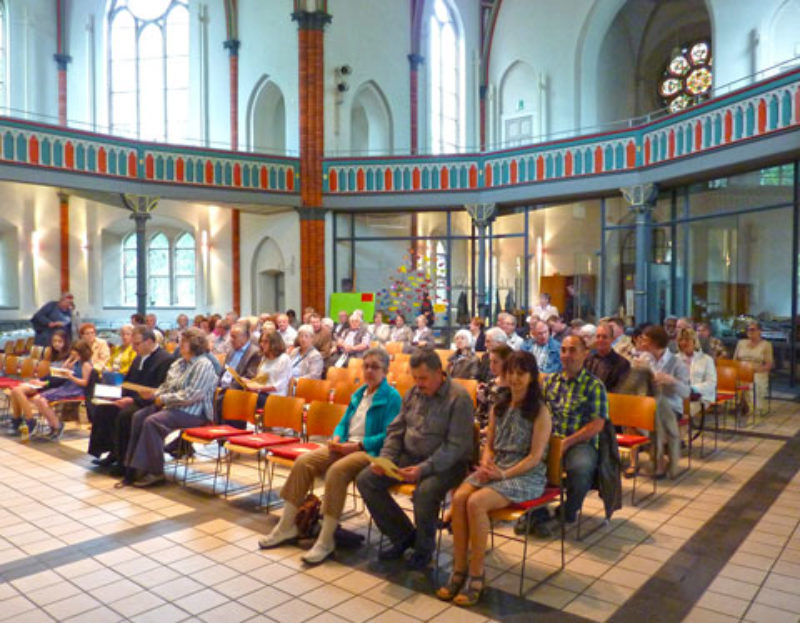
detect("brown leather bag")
[295,493,321,539]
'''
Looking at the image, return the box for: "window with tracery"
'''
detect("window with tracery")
[121,230,195,307]
[659,41,712,113]
[108,0,189,141]
[428,0,463,154]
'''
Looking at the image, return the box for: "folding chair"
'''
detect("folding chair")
[608,393,657,505]
[223,394,304,505]
[332,381,360,406]
[434,349,452,370]
[385,342,404,356]
[488,435,565,595]
[713,363,740,431]
[325,366,355,386]
[392,377,415,399]
[451,377,478,406]
[294,378,332,404]
[180,389,257,494]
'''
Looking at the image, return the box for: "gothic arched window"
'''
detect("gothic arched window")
[659,41,712,113]
[108,0,189,141]
[428,0,463,154]
[121,229,195,307]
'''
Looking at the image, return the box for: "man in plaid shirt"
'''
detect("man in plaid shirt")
[543,335,609,522]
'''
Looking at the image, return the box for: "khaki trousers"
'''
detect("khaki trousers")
[280,446,370,518]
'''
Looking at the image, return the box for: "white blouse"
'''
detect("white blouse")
[255,353,292,396]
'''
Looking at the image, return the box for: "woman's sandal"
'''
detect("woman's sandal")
[452,574,485,607]
[435,570,467,601]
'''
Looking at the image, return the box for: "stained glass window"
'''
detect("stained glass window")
[659,41,712,113]
[429,0,463,154]
[108,0,189,141]
[121,230,195,307]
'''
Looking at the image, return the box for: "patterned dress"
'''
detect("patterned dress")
[467,406,548,503]
[39,361,85,401]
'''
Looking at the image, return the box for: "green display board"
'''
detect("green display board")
[329,292,376,322]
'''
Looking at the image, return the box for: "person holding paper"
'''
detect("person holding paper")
[88,326,173,471]
[436,351,551,607]
[216,322,261,424]
[258,348,401,565]
[357,348,475,571]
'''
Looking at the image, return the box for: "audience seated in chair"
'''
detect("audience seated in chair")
[118,328,218,488]
[290,325,325,381]
[437,351,551,607]
[258,348,402,564]
[356,348,474,571]
[447,329,479,379]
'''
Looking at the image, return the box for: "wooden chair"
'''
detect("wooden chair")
[29,345,44,360]
[388,359,409,379]
[23,337,34,354]
[294,378,332,404]
[488,435,565,595]
[223,395,304,505]
[18,357,36,380]
[608,393,657,505]
[713,363,740,430]
[14,338,27,355]
[266,401,346,506]
[385,342,405,356]
[392,377,415,398]
[451,377,478,406]
[325,366,354,386]
[393,352,411,366]
[43,346,53,361]
[35,359,51,379]
[165,342,179,355]
[346,357,364,379]
[332,381,360,406]
[180,389,256,493]
[434,348,452,370]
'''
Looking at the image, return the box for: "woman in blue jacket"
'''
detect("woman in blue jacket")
[258,347,402,564]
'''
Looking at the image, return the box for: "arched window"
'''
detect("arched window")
[122,234,138,306]
[659,41,712,113]
[173,232,196,306]
[107,0,189,141]
[0,1,6,110]
[121,230,195,307]
[428,0,463,154]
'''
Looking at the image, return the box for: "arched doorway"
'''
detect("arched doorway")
[251,236,285,313]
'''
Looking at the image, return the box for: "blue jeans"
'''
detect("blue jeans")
[563,442,598,522]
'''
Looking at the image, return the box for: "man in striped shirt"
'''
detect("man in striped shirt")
[119,328,218,488]
[544,335,609,522]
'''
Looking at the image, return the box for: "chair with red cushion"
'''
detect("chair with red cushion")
[608,393,657,505]
[179,389,257,494]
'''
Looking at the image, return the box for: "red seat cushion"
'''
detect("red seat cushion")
[716,391,736,400]
[269,442,324,460]
[616,433,650,447]
[226,433,300,450]
[0,378,22,388]
[183,425,252,441]
[677,417,690,426]
[507,486,561,510]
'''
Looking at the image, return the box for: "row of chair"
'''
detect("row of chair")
[1,336,35,357]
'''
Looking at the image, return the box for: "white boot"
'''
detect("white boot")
[301,515,337,565]
[258,501,299,549]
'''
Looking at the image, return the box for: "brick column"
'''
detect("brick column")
[58,192,69,293]
[232,208,241,316]
[223,39,240,151]
[408,54,423,155]
[54,54,71,126]
[293,6,331,314]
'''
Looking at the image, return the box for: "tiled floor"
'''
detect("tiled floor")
[0,401,798,622]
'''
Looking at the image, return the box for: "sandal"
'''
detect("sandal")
[435,570,467,601]
[453,574,485,607]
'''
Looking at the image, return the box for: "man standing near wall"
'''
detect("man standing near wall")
[31,292,74,347]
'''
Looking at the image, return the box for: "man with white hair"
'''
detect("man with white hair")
[579,323,597,350]
[276,313,297,347]
[497,312,523,350]
[522,320,562,374]
[331,313,370,365]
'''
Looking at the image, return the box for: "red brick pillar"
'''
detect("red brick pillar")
[232,208,241,316]
[55,55,70,126]
[408,54,423,155]
[224,39,240,151]
[58,192,69,293]
[293,5,331,314]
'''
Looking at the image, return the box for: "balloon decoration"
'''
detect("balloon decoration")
[376,247,449,321]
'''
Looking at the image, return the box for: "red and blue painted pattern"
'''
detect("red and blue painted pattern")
[324,67,800,195]
[0,118,299,194]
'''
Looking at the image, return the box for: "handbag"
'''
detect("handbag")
[295,493,321,539]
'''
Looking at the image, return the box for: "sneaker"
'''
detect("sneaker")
[378,532,415,561]
[132,473,166,487]
[258,525,299,550]
[47,422,65,442]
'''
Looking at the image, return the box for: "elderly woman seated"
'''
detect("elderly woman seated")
[118,327,218,488]
[290,324,325,380]
[437,351,551,607]
[258,348,402,564]
[79,322,111,371]
[448,329,479,379]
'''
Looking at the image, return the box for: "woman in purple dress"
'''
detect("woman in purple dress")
[29,339,94,440]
